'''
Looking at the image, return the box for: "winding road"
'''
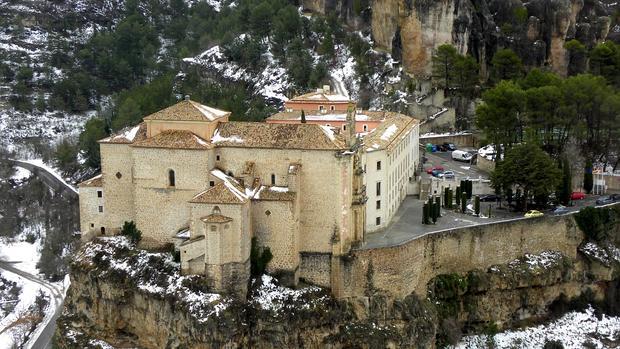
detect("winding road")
[1,160,77,348]
[0,262,64,349]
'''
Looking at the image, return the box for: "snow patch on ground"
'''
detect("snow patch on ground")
[455,305,620,349]
[252,275,326,313]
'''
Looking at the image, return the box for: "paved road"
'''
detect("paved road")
[7,159,78,199]
[3,160,75,348]
[361,195,601,249]
[0,262,64,349]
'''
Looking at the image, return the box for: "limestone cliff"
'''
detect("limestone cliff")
[54,234,620,348]
[304,0,618,76]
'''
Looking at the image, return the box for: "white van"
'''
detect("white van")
[452,150,473,162]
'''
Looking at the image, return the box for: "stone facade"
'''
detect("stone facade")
[78,98,420,295]
[338,215,585,299]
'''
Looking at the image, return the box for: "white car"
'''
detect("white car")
[438,170,455,179]
[451,150,473,162]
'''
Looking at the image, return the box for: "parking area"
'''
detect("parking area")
[422,150,487,181]
[361,195,600,250]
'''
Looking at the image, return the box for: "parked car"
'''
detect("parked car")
[524,210,544,218]
[443,143,457,151]
[451,150,473,162]
[439,170,455,179]
[553,206,569,215]
[570,192,586,200]
[596,196,616,205]
[479,194,499,202]
[426,165,445,174]
[431,169,444,177]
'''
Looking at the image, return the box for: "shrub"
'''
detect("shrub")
[120,221,142,244]
[544,340,564,349]
[574,206,617,242]
[250,237,272,276]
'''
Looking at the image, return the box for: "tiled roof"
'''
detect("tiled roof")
[212,122,347,150]
[289,90,351,103]
[190,182,247,204]
[362,114,418,153]
[78,174,103,187]
[99,123,147,144]
[131,130,211,150]
[143,100,230,122]
[253,185,296,201]
[268,110,386,122]
[201,214,233,223]
[190,170,250,204]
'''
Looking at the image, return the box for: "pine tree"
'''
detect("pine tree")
[584,160,593,194]
[301,110,306,124]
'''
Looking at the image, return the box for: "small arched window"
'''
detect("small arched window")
[168,169,176,187]
[271,174,276,185]
[212,206,221,215]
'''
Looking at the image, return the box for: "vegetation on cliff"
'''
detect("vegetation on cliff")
[57,236,439,348]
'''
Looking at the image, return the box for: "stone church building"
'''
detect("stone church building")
[78,96,419,295]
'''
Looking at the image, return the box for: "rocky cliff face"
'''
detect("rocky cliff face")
[54,236,620,348]
[305,0,618,76]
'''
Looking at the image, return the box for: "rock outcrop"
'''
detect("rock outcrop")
[304,0,618,76]
[54,235,620,348]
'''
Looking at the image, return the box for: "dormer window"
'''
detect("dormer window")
[168,169,175,187]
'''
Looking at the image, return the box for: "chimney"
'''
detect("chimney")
[184,95,190,101]
[316,88,323,93]
[323,85,330,93]
[346,103,356,148]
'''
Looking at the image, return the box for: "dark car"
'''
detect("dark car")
[443,143,457,151]
[596,196,615,205]
[431,169,444,177]
[479,194,499,202]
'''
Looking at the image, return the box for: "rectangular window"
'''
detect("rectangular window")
[271,174,276,185]
[216,154,220,161]
[363,124,368,132]
[376,217,381,226]
[209,181,215,187]
[342,124,347,131]
[376,161,381,170]
[376,200,381,209]
[90,223,94,228]
[330,105,335,111]
[98,206,103,213]
[97,190,102,198]
[376,182,381,196]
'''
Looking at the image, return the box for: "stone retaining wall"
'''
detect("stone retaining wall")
[337,215,584,299]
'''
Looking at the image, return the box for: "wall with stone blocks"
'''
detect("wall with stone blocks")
[337,215,584,299]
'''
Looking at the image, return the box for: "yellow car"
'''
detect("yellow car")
[524,210,544,218]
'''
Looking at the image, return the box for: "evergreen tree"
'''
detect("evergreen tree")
[491,48,523,81]
[79,118,108,169]
[432,44,459,90]
[301,110,306,123]
[584,160,593,194]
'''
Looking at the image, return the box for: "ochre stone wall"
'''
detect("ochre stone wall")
[131,147,210,247]
[100,144,136,231]
[217,147,353,255]
[252,200,300,276]
[78,186,104,235]
[338,215,584,299]
[300,252,332,287]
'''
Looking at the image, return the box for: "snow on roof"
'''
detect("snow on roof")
[210,169,247,202]
[319,125,336,141]
[211,129,244,144]
[380,124,398,141]
[189,100,229,121]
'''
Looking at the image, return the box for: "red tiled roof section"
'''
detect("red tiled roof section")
[143,100,230,122]
[213,122,347,150]
[131,130,210,150]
